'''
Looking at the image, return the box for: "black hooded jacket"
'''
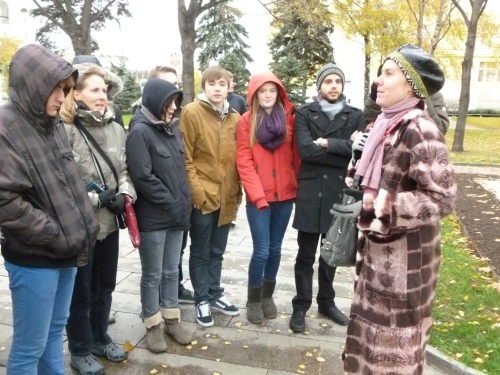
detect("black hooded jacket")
[126,79,191,232]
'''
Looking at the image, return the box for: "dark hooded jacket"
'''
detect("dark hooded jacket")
[0,44,99,268]
[126,79,191,232]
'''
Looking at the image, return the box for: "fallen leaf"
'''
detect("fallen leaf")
[224,341,231,345]
[490,282,500,293]
[150,370,158,374]
[475,358,484,364]
[275,329,281,333]
[299,364,306,369]
[213,372,221,375]
[234,322,242,328]
[122,340,134,352]
[186,345,192,350]
[306,352,313,357]
[201,346,208,350]
[296,370,305,374]
[243,345,249,349]
[320,323,329,327]
[216,359,220,362]
[317,357,325,362]
[191,340,198,345]
[161,364,167,368]
[456,353,463,358]
[309,314,316,318]
[205,334,211,338]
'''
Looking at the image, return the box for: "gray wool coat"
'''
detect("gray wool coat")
[292,100,365,234]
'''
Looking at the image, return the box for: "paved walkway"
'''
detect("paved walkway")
[0,166,494,374]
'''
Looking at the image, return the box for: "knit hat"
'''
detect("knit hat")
[385,44,445,98]
[316,63,345,91]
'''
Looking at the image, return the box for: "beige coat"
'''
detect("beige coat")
[65,110,136,240]
[179,99,242,226]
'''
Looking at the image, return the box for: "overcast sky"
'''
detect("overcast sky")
[93,0,272,73]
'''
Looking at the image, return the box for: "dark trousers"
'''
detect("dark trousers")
[292,230,337,311]
[178,230,188,289]
[66,230,119,355]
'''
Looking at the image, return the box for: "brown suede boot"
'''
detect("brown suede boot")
[262,279,277,319]
[144,312,167,353]
[246,286,264,324]
[162,308,193,345]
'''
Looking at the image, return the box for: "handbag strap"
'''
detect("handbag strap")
[75,122,119,193]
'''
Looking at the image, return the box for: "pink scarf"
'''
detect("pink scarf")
[356,97,420,188]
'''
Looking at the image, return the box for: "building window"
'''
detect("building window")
[0,1,8,24]
[478,62,500,82]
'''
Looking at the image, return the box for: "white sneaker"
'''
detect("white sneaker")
[196,301,214,327]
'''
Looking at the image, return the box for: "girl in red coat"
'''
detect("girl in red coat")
[236,72,298,324]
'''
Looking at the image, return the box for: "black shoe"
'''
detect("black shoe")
[318,305,349,326]
[178,285,195,304]
[289,310,306,333]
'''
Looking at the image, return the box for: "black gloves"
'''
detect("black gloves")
[352,132,369,162]
[97,189,115,209]
[97,189,125,215]
[108,194,125,215]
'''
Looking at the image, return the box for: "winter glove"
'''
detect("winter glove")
[352,132,369,162]
[330,188,363,219]
[97,189,115,209]
[107,194,126,215]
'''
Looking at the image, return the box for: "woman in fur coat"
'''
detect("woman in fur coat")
[332,44,457,375]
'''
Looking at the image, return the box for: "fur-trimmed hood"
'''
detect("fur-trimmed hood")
[72,62,123,101]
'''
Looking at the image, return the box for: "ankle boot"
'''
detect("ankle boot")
[246,285,264,324]
[162,308,193,345]
[144,312,167,353]
[262,279,277,319]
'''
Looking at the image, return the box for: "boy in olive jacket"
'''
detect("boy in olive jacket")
[179,66,242,328]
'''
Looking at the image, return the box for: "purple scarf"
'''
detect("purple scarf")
[356,97,420,188]
[255,105,286,151]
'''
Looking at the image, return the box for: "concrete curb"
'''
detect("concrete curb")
[427,346,488,375]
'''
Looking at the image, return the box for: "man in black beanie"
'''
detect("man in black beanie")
[289,63,366,332]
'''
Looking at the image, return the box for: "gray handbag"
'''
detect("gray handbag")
[320,185,360,268]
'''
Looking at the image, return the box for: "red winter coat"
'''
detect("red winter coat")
[236,73,298,210]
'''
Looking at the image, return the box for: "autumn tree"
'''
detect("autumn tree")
[30,0,131,55]
[196,3,252,71]
[267,0,334,103]
[0,37,21,94]
[178,0,229,104]
[451,0,489,152]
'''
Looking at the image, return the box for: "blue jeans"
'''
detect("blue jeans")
[5,261,76,375]
[139,229,182,318]
[66,230,119,355]
[189,209,230,304]
[246,200,294,287]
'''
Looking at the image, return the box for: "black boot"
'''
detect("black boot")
[318,304,349,326]
[262,279,277,319]
[289,310,306,333]
[246,286,264,324]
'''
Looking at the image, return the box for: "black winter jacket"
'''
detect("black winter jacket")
[0,44,99,268]
[292,100,365,234]
[126,80,191,232]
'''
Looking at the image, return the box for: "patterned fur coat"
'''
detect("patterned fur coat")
[343,100,457,375]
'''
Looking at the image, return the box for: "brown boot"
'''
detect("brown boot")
[144,312,167,353]
[162,308,193,345]
[262,279,277,319]
[246,286,264,324]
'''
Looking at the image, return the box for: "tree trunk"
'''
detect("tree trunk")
[178,1,198,104]
[301,74,308,103]
[363,34,371,102]
[451,0,487,152]
[71,32,91,55]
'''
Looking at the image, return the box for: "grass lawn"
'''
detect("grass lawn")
[123,114,132,129]
[464,116,500,130]
[431,215,500,374]
[446,128,500,164]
